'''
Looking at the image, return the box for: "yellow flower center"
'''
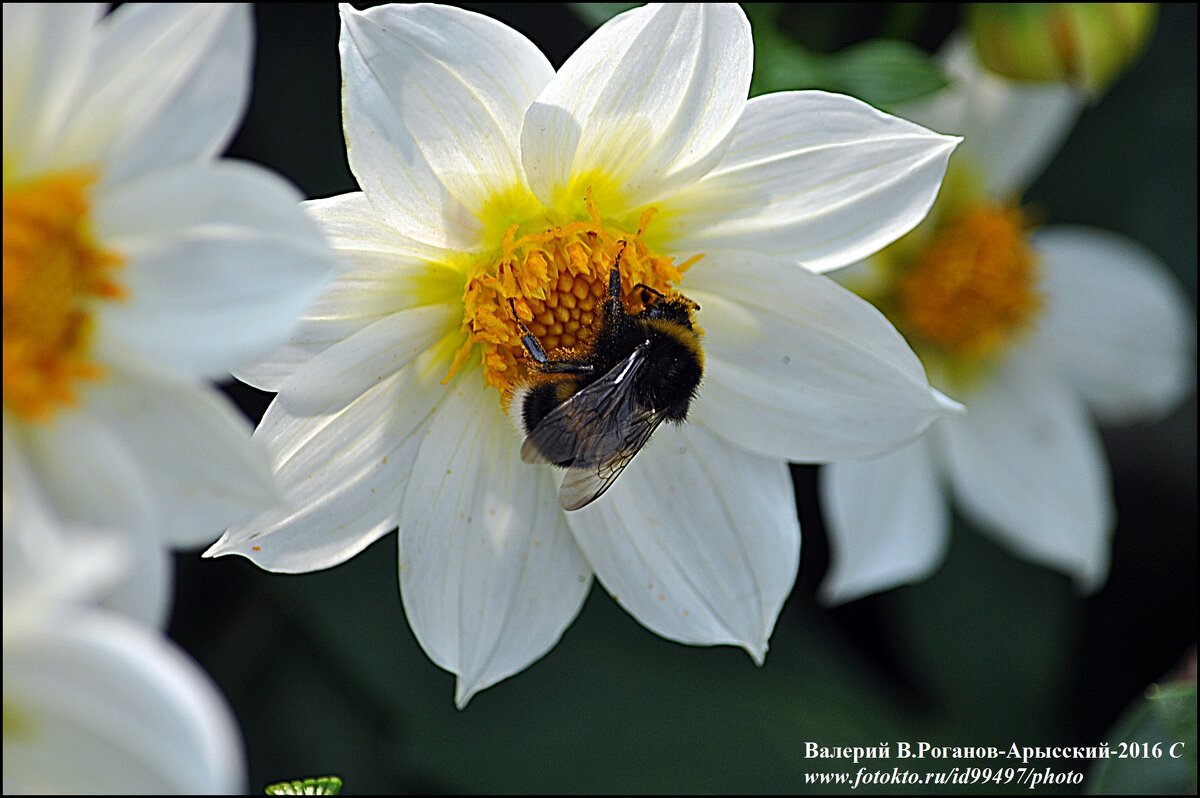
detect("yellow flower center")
[446,189,700,400]
[3,171,125,420]
[893,202,1041,371]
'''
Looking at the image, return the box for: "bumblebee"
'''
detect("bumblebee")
[510,243,703,511]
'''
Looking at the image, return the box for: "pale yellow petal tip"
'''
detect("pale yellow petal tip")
[817,579,850,608]
[454,678,483,710]
[818,575,876,608]
[933,388,966,415]
[201,537,231,559]
[920,131,963,151]
[1073,558,1111,597]
[743,639,769,667]
[202,541,268,564]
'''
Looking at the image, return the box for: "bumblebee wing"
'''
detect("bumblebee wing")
[520,344,650,467]
[557,408,665,510]
[519,345,666,510]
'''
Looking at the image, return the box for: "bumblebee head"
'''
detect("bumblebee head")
[638,288,699,330]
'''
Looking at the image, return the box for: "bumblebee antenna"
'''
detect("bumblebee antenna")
[599,238,631,325]
[632,283,666,306]
[608,240,628,301]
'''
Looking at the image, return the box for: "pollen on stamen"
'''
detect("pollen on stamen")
[3,170,125,421]
[445,189,699,405]
[894,203,1041,364]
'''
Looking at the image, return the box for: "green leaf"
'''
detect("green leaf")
[753,24,946,107]
[265,775,343,795]
[823,40,950,107]
[1087,683,1197,794]
[569,3,637,28]
[751,29,830,97]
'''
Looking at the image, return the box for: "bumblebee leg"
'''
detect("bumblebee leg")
[508,297,596,375]
[517,332,594,374]
[508,298,552,365]
[540,360,595,375]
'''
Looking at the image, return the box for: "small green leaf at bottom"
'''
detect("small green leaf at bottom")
[265,775,343,795]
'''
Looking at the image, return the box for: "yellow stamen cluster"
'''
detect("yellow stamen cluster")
[895,203,1041,362]
[447,192,700,399]
[3,171,124,420]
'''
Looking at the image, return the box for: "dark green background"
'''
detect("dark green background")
[170,4,1196,793]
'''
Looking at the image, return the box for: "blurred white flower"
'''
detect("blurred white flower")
[2,4,333,625]
[2,503,245,795]
[207,2,960,705]
[820,41,1195,604]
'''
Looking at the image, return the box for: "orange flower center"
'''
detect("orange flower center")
[446,190,700,399]
[895,203,1041,365]
[3,171,125,420]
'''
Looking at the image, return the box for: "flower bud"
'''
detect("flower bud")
[967,4,1158,96]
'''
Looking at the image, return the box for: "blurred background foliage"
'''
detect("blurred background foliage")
[172,3,1196,792]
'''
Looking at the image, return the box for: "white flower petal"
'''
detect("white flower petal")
[2,4,103,180]
[3,608,244,794]
[339,3,554,250]
[302,192,453,261]
[18,406,155,549]
[1028,226,1195,423]
[686,249,961,462]
[899,37,1083,198]
[5,414,172,628]
[208,359,444,572]
[2,427,126,612]
[104,540,173,630]
[398,374,591,707]
[938,355,1113,590]
[236,193,463,391]
[664,91,959,273]
[3,418,56,567]
[819,437,948,604]
[66,4,251,187]
[521,3,751,209]
[84,364,277,549]
[274,303,459,416]
[566,421,798,661]
[93,160,333,379]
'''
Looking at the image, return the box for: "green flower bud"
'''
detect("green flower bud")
[967,4,1158,96]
